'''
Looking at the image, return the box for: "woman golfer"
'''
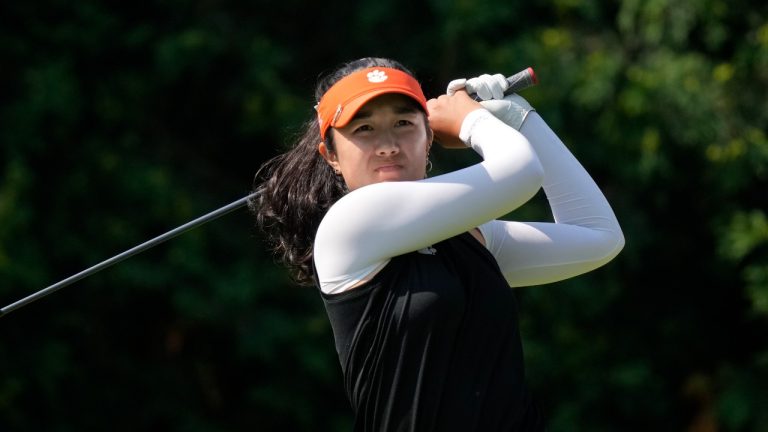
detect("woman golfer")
[252,57,624,431]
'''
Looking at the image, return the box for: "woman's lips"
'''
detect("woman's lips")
[376,164,402,172]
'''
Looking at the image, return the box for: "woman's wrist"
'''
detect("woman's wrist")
[459,108,495,147]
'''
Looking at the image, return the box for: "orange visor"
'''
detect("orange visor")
[315,67,428,140]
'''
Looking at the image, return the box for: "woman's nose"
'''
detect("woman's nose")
[376,132,400,155]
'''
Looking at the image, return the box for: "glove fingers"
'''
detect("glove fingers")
[466,73,508,100]
[448,72,519,100]
[491,74,508,99]
[446,78,467,96]
[466,74,489,100]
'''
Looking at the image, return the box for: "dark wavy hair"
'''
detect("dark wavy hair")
[249,57,418,286]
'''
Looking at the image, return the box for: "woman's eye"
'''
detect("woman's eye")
[354,125,373,133]
[396,119,413,127]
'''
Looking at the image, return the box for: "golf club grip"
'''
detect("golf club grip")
[504,67,538,95]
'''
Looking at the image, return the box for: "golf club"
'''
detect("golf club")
[1,67,538,318]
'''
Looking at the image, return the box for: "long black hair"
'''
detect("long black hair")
[249,57,418,285]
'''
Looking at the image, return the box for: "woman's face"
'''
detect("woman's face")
[319,94,433,191]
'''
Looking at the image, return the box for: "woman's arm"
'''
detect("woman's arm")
[478,111,625,286]
[314,106,544,293]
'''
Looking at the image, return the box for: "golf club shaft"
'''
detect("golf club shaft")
[0,193,257,318]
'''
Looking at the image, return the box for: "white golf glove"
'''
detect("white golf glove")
[480,94,535,131]
[447,72,535,130]
[446,73,508,100]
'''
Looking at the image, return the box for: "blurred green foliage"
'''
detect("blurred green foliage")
[1,0,766,430]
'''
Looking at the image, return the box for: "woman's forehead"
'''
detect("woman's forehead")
[354,94,422,119]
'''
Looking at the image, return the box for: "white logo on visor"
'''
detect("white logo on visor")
[367,70,388,83]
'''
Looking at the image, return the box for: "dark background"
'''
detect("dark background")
[1,0,767,430]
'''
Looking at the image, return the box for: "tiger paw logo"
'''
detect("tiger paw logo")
[367,69,388,83]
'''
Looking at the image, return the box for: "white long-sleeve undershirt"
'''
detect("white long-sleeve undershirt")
[478,112,624,286]
[314,109,624,294]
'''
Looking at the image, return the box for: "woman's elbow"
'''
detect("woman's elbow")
[520,153,545,193]
[601,228,625,264]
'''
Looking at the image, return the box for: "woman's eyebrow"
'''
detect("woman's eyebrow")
[351,104,419,121]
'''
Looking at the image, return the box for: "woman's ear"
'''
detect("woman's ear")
[318,142,341,172]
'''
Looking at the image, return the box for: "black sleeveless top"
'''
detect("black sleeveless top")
[318,232,545,431]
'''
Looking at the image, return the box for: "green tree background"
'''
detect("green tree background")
[1,0,767,430]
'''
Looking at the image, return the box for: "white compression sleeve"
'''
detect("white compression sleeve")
[477,112,625,287]
[314,109,544,294]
